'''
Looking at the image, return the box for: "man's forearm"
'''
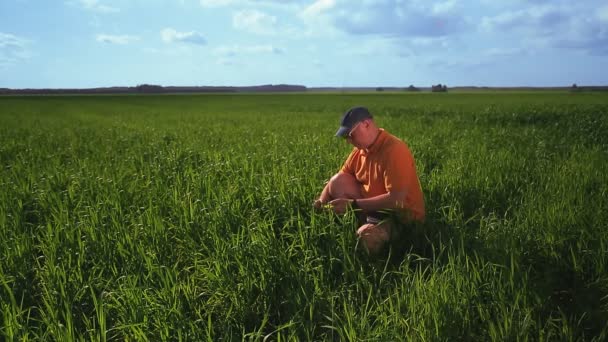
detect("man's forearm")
[318,181,331,203]
[355,191,406,212]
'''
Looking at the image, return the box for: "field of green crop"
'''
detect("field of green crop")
[1,92,608,340]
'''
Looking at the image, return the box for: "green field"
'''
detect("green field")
[1,92,608,340]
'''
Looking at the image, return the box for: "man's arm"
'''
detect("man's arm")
[355,190,406,212]
[316,149,358,209]
[329,191,405,214]
[313,181,332,209]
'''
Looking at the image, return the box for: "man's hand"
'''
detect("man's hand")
[313,199,324,211]
[313,199,332,211]
[328,198,354,215]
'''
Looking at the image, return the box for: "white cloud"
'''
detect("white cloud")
[72,0,119,13]
[299,0,468,38]
[598,5,608,22]
[410,36,450,48]
[295,1,342,37]
[0,32,30,68]
[482,47,526,58]
[161,28,207,45]
[214,44,284,56]
[201,0,307,8]
[96,34,139,45]
[0,33,26,49]
[247,45,284,54]
[480,6,566,33]
[301,0,335,18]
[552,16,608,55]
[424,42,536,72]
[480,11,525,33]
[233,10,277,34]
[426,57,493,72]
[432,0,457,15]
[481,4,608,55]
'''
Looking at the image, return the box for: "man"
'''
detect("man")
[314,106,425,256]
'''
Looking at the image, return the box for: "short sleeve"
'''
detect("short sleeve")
[340,148,358,175]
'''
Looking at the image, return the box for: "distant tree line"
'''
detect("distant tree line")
[401,84,447,92]
[0,84,308,95]
[136,84,164,93]
[431,84,448,92]
[3,83,608,95]
[568,84,608,92]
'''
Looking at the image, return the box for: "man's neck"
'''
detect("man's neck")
[363,129,382,152]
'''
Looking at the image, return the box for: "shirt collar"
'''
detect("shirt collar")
[362,128,386,155]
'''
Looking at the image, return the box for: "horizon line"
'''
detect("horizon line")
[2,84,607,91]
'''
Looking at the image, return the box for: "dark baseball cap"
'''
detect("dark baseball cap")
[335,106,373,137]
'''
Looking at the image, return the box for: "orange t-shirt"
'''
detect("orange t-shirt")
[341,129,425,222]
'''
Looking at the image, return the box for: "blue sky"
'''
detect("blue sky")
[1,0,607,88]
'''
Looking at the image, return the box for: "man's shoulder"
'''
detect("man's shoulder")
[345,146,362,162]
[382,131,409,152]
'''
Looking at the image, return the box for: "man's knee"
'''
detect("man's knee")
[356,223,391,255]
[328,172,361,199]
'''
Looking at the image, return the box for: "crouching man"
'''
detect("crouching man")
[314,107,425,256]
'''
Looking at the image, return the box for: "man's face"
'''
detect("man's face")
[345,120,366,148]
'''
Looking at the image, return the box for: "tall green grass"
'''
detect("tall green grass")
[1,92,607,340]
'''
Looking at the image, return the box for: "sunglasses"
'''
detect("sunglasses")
[346,121,363,139]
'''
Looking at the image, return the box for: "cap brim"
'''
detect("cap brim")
[335,126,350,137]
